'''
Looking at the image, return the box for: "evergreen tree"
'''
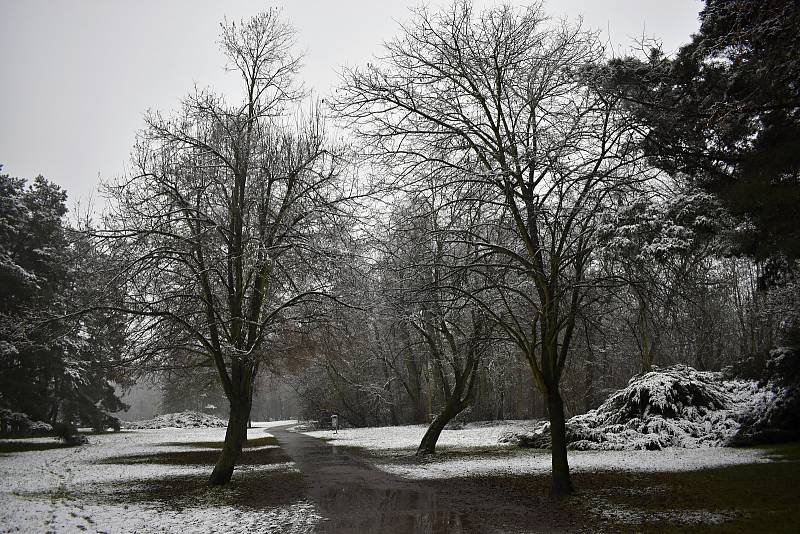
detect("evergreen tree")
[0,167,127,430]
[607,0,800,260]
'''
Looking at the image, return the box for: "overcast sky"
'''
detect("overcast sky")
[0,0,703,209]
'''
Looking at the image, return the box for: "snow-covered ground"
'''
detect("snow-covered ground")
[1,418,783,532]
[382,446,771,479]
[305,420,533,450]
[0,420,321,533]
[304,421,773,480]
[123,411,228,429]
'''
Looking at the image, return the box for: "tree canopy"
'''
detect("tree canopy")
[607,0,800,260]
[0,168,127,431]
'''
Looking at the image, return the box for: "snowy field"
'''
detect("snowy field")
[305,420,533,450]
[0,419,784,532]
[0,421,321,533]
[304,421,772,479]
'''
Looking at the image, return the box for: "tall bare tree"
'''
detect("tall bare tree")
[335,1,647,495]
[386,188,497,455]
[411,212,493,455]
[100,11,348,485]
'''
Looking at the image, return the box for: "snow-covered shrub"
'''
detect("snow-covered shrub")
[27,420,54,434]
[730,347,800,446]
[0,408,53,436]
[124,411,228,429]
[764,346,800,385]
[595,366,729,423]
[500,365,762,450]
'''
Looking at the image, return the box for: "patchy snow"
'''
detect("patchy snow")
[298,365,788,483]
[124,411,228,429]
[304,420,772,480]
[0,422,320,533]
[305,420,534,451]
[595,504,736,526]
[379,446,770,480]
[307,366,789,457]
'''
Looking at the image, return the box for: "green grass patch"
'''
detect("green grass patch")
[424,445,516,461]
[104,439,289,467]
[0,439,67,453]
[158,435,279,449]
[571,444,800,533]
[756,441,800,461]
[419,449,800,534]
[332,443,516,465]
[39,470,307,511]
[49,486,72,502]
[340,440,800,532]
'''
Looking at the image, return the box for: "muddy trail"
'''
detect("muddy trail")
[269,425,579,534]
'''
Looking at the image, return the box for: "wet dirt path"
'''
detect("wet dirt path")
[269,425,465,533]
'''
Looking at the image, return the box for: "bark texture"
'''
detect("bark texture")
[209,396,252,485]
[416,403,460,456]
[546,387,573,497]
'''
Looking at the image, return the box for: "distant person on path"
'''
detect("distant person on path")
[331,414,338,434]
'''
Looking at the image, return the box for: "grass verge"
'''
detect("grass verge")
[338,440,800,533]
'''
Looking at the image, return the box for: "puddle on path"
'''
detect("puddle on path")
[271,426,465,533]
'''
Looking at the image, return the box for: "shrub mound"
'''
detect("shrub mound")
[53,422,88,446]
[501,364,767,451]
[729,347,800,446]
[0,409,54,437]
[124,411,227,429]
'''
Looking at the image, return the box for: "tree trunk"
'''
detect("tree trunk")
[497,384,505,420]
[584,352,594,413]
[546,387,573,497]
[416,403,458,456]
[209,396,251,485]
[639,304,653,373]
[48,402,59,425]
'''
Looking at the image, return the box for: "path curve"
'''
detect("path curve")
[269,425,464,534]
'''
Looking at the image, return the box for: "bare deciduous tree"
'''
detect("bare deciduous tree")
[396,189,496,456]
[100,11,348,485]
[335,0,648,495]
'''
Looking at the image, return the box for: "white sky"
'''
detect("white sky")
[0,0,703,208]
